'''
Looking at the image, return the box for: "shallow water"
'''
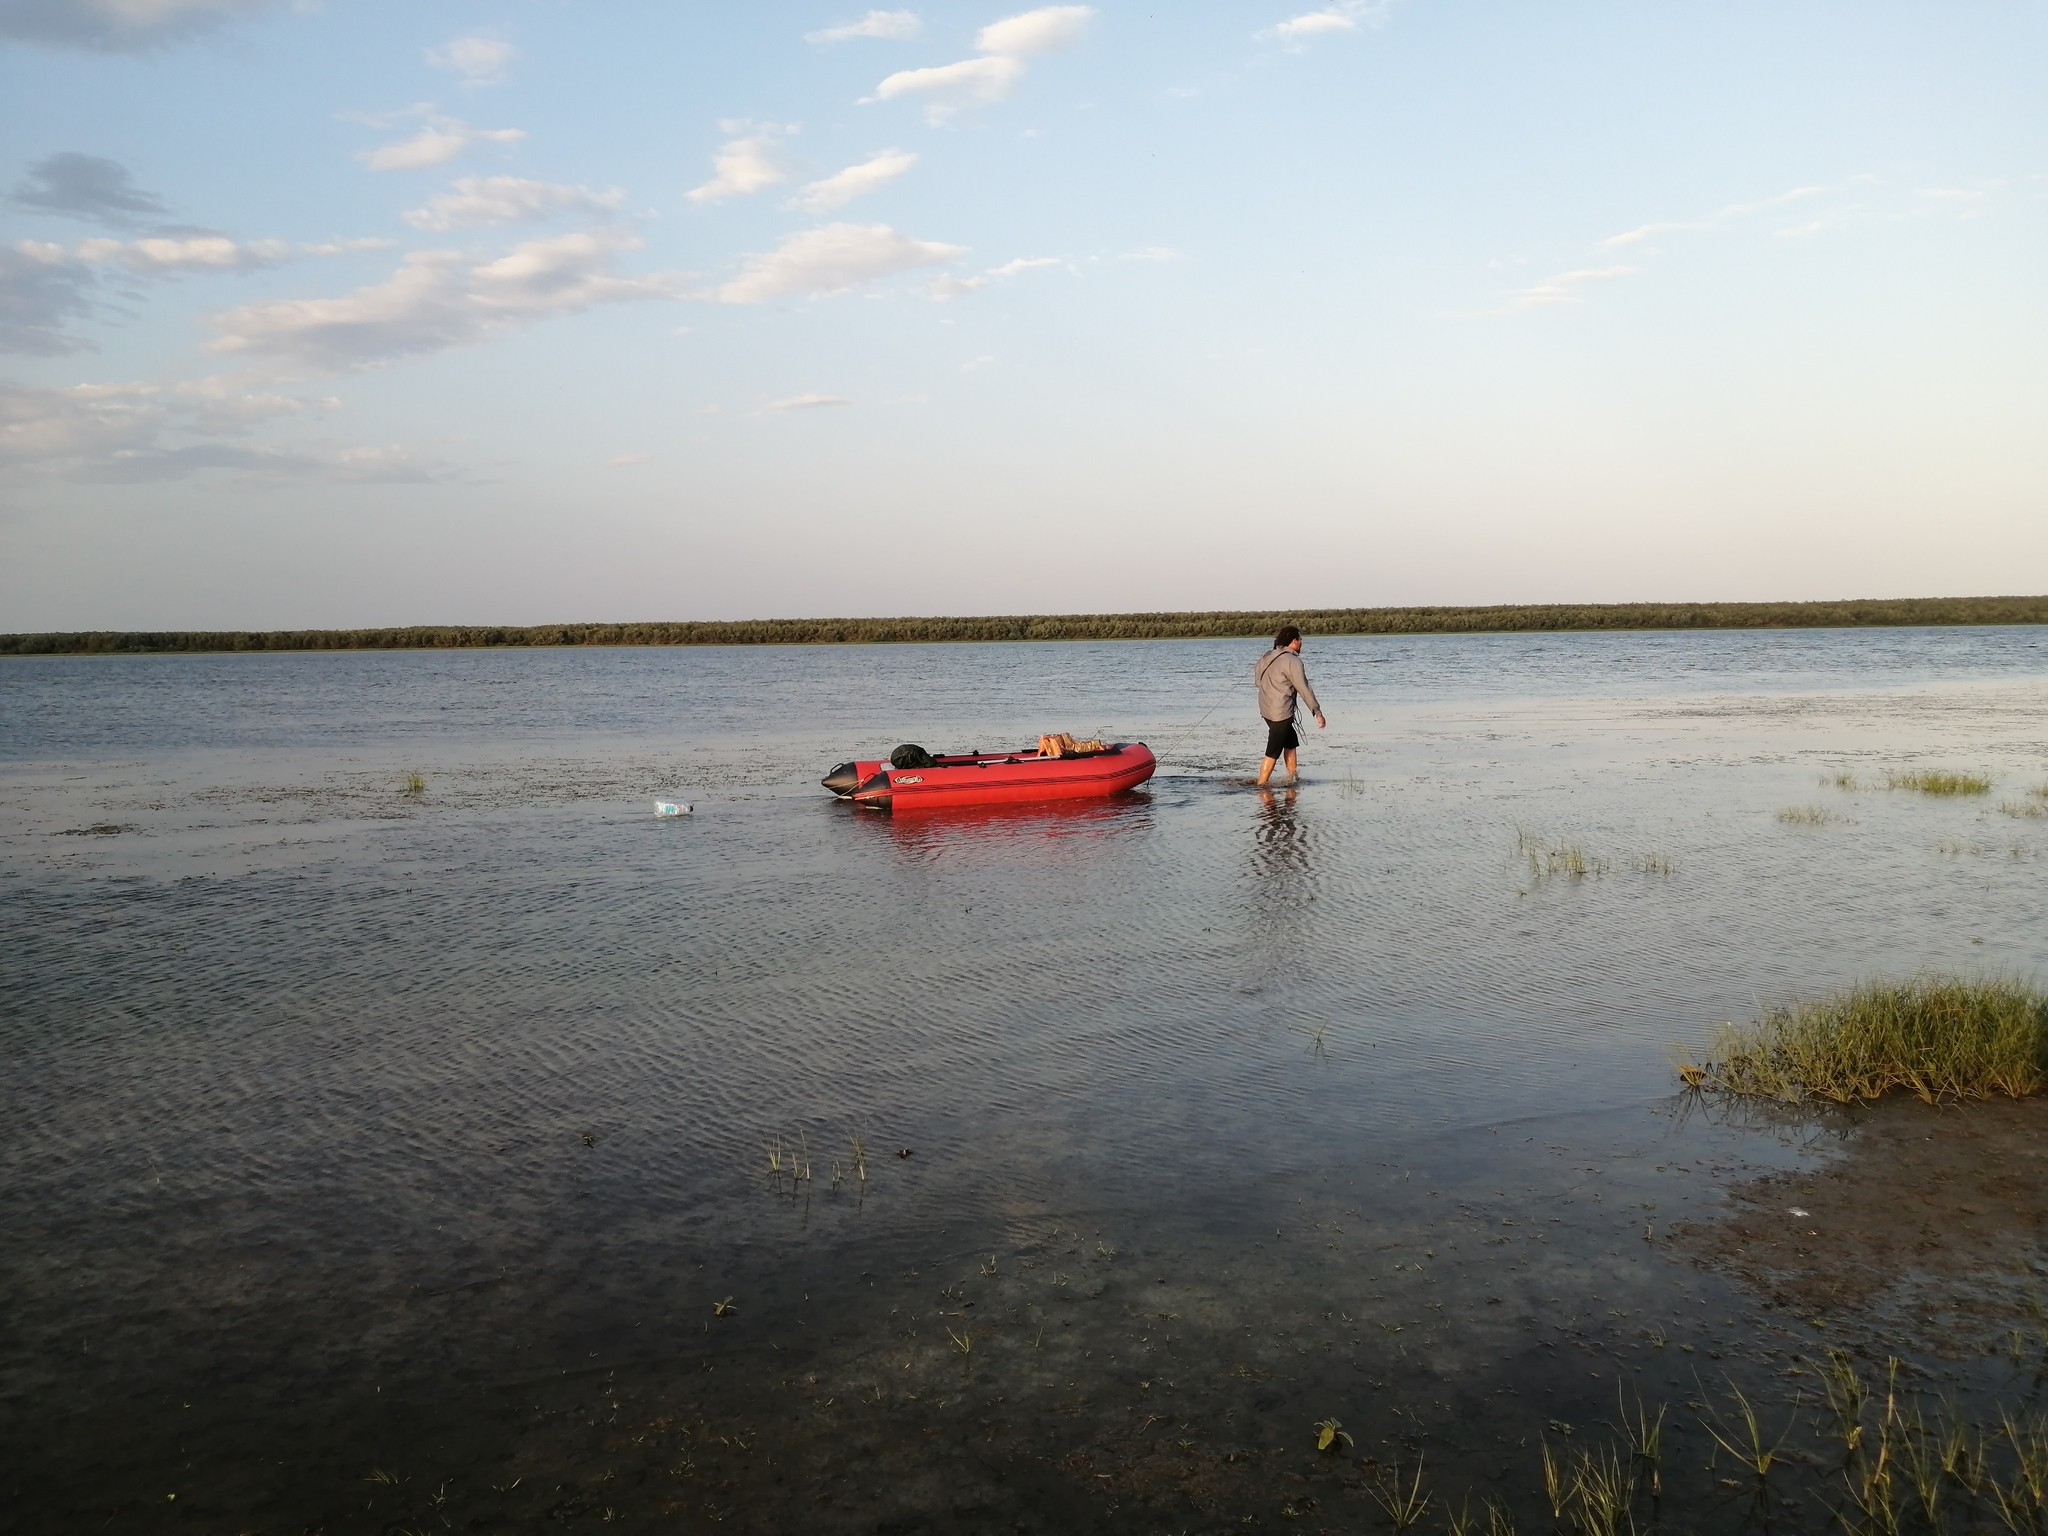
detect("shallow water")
[3,629,2047,1532]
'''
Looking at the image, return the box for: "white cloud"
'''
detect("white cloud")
[869,55,1025,121]
[3,229,328,354]
[403,177,628,230]
[989,256,1061,277]
[976,4,1092,55]
[427,34,516,88]
[791,150,917,214]
[1259,1,1395,44]
[0,377,435,483]
[1121,245,1185,262]
[300,237,397,255]
[807,9,921,44]
[173,373,335,432]
[206,231,686,373]
[76,234,291,273]
[867,5,1092,123]
[1505,266,1634,310]
[687,124,793,204]
[0,0,283,53]
[1,380,158,463]
[764,393,852,412]
[929,254,1063,301]
[714,222,963,304]
[362,117,526,173]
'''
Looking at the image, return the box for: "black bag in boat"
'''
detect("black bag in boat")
[890,743,936,770]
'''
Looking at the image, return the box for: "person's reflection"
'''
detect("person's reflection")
[1253,785,1310,876]
[1242,785,1315,988]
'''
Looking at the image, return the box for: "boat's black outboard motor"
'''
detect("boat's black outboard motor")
[821,761,859,796]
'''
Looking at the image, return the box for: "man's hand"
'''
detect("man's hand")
[1314,712,1327,729]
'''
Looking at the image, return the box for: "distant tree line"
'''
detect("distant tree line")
[4,595,2046,656]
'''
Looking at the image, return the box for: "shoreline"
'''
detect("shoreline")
[5,594,2048,656]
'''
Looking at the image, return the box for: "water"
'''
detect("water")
[3,629,2046,1532]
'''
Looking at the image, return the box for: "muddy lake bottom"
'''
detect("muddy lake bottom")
[3,633,2048,1533]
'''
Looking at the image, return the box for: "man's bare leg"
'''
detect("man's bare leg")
[1283,747,1299,781]
[1257,755,1279,786]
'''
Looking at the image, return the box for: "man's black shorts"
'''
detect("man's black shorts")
[1263,717,1299,757]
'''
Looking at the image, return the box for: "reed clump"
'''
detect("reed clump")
[1884,768,1993,796]
[1777,806,1836,825]
[1516,829,1608,880]
[1678,976,2048,1104]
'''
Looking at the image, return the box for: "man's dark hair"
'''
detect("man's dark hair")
[1273,624,1301,649]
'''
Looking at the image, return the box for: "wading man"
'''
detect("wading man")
[1253,625,1325,786]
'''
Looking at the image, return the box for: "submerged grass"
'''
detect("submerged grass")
[1515,829,1609,880]
[1678,976,2048,1104]
[1777,806,1837,825]
[1884,768,1994,796]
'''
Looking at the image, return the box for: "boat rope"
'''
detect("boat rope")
[1151,669,1247,768]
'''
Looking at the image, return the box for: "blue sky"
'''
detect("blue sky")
[2,1,2043,629]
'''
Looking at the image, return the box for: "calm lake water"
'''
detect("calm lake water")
[4,629,2047,1533]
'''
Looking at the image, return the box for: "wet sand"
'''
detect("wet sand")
[1672,1094,2048,1357]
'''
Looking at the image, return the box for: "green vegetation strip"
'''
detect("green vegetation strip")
[5,594,2047,656]
[1681,977,2048,1104]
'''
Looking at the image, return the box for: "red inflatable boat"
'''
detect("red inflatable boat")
[822,744,1157,812]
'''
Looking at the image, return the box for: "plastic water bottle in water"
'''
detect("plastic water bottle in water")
[654,800,691,817]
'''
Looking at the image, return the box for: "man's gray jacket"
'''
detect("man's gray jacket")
[1253,648,1321,723]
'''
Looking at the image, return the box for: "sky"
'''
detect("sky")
[1,0,2044,631]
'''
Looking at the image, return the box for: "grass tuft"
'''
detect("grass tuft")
[2000,800,2047,820]
[1680,976,2048,1104]
[1516,829,1608,880]
[1883,768,1992,796]
[1776,806,1836,825]
[401,770,426,796]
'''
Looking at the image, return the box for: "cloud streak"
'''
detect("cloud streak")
[10,153,170,228]
[76,234,291,273]
[0,241,102,355]
[1599,185,1827,248]
[791,150,918,213]
[1503,265,1634,309]
[714,222,963,303]
[206,231,686,373]
[0,378,443,483]
[1258,1,1396,45]
[403,177,627,230]
[0,0,284,53]
[807,10,921,44]
[867,5,1092,123]
[763,393,852,412]
[427,34,516,88]
[687,124,793,204]
[361,116,526,172]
